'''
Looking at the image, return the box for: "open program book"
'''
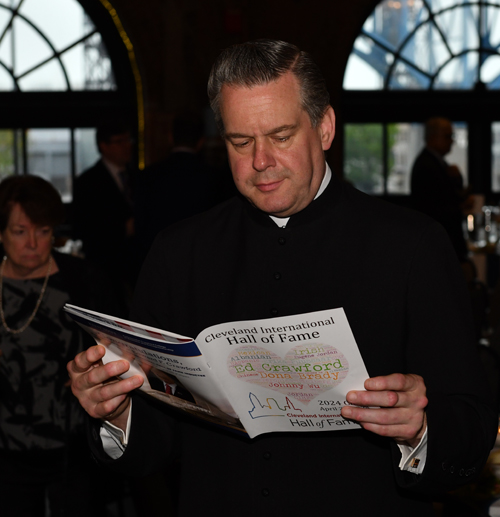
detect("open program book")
[65,305,369,439]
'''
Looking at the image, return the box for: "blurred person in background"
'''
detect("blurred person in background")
[0,175,124,517]
[72,121,137,299]
[411,117,472,262]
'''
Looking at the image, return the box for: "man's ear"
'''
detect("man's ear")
[319,106,336,151]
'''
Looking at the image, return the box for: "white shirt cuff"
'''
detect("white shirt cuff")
[100,402,133,459]
[397,426,428,474]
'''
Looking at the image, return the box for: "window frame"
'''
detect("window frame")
[342,0,500,200]
[0,0,139,196]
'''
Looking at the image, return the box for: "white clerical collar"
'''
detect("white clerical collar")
[269,163,332,228]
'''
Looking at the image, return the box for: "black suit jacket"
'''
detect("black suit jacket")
[134,151,217,260]
[411,148,467,260]
[89,175,496,516]
[72,160,133,272]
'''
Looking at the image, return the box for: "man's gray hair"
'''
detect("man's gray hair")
[207,39,330,134]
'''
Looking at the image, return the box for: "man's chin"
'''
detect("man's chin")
[252,199,296,218]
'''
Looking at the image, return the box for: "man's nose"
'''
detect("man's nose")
[252,141,276,172]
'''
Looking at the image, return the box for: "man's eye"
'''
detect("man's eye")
[276,136,290,143]
[234,140,250,148]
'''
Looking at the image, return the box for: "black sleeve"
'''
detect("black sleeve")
[87,393,178,477]
[393,223,497,492]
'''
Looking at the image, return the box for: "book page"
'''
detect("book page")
[197,308,368,438]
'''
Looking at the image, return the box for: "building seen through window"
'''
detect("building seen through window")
[342,0,500,197]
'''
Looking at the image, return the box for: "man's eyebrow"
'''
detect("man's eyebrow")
[225,132,249,140]
[265,124,297,136]
[225,124,298,140]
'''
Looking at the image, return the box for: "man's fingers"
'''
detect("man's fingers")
[345,389,427,410]
[86,360,131,387]
[342,406,413,425]
[346,389,400,408]
[69,360,129,397]
[70,344,106,373]
[97,395,129,419]
[341,405,428,444]
[364,373,422,393]
[95,374,143,403]
[342,373,428,446]
[346,374,427,409]
[66,343,142,430]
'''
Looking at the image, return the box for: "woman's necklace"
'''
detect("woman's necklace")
[0,255,53,334]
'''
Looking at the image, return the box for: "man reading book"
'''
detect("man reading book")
[67,39,497,516]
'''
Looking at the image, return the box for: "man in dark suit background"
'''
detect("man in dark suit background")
[72,122,136,295]
[411,117,471,261]
[134,112,221,262]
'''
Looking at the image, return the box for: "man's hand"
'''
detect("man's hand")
[340,373,428,448]
[67,344,144,432]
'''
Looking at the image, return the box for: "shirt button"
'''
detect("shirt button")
[263,452,272,460]
[270,308,278,316]
[262,488,270,497]
[274,272,281,280]
[278,237,286,245]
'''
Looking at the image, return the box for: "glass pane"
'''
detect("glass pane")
[482,54,500,86]
[435,6,479,55]
[19,0,90,52]
[492,122,500,192]
[485,5,500,48]
[401,22,451,75]
[60,44,86,91]
[434,52,479,88]
[0,25,12,70]
[18,58,67,91]
[388,59,431,89]
[344,124,383,194]
[13,16,54,78]
[0,2,115,91]
[362,0,429,50]
[78,32,116,90]
[448,122,468,185]
[343,52,385,90]
[0,130,15,180]
[431,0,464,9]
[345,0,500,91]
[75,128,99,177]
[387,123,424,194]
[0,6,13,37]
[0,64,14,90]
[26,129,71,202]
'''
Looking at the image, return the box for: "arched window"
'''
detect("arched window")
[342,0,500,199]
[0,0,139,202]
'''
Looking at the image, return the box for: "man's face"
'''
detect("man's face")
[99,132,133,168]
[428,121,454,157]
[220,72,335,217]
